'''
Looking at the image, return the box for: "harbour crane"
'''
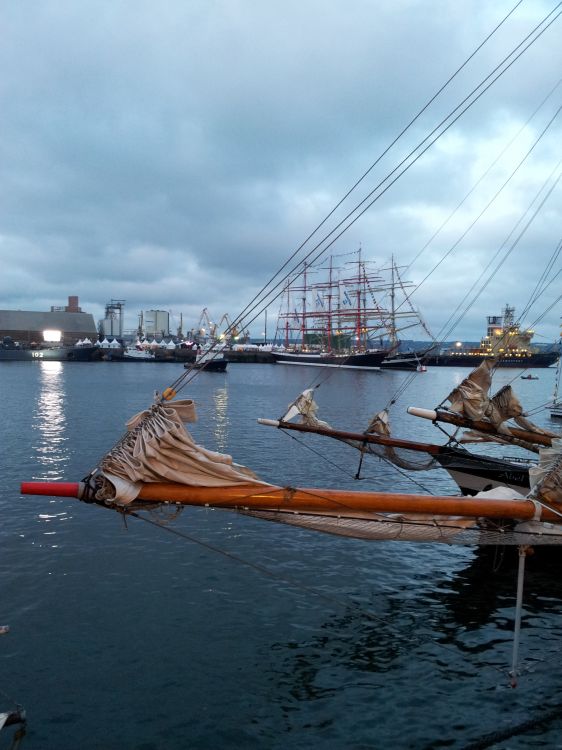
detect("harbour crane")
[217,314,250,343]
[197,308,217,341]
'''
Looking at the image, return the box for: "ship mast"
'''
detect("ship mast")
[301,262,307,349]
[327,255,333,353]
[284,279,291,349]
[355,248,363,351]
[389,256,398,351]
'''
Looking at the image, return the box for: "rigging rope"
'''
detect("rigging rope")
[234,4,562,328]
[216,4,562,375]
[403,75,562,277]
[219,0,529,346]
[415,120,562,349]
[124,507,516,680]
[162,4,561,400]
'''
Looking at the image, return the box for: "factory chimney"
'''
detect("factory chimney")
[65,296,82,313]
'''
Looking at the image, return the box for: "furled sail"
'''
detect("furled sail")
[282,388,331,428]
[529,437,562,505]
[364,409,437,470]
[445,358,557,447]
[95,398,266,505]
[281,389,437,471]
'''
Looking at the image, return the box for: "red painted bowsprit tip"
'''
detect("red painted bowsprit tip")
[20,482,82,498]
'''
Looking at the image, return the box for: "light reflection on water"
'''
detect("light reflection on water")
[3,363,562,749]
[212,385,229,452]
[32,361,68,480]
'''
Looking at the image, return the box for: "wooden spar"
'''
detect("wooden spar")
[407,407,558,447]
[257,418,443,454]
[20,480,562,521]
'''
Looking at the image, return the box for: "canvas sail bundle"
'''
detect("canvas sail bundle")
[96,399,265,505]
[446,359,557,448]
[21,392,562,546]
[281,389,437,471]
[364,408,437,471]
[22,376,562,546]
[529,437,562,505]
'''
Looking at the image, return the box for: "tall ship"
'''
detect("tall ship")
[271,253,423,370]
[424,305,559,368]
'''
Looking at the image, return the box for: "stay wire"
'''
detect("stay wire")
[519,239,562,320]
[125,507,455,657]
[223,3,562,350]
[172,8,561,403]
[164,7,561,400]
[390,79,562,338]
[403,75,562,277]
[176,2,561,392]
[457,175,562,345]
[348,95,562,411]
[519,258,562,335]
[428,157,562,351]
[281,427,438,495]
[222,0,527,342]
[413,105,562,343]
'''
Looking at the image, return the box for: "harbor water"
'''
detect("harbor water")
[1,361,562,749]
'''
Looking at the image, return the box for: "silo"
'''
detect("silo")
[144,310,170,336]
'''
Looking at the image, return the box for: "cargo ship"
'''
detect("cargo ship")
[423,305,559,368]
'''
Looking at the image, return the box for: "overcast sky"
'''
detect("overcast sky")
[1,0,561,342]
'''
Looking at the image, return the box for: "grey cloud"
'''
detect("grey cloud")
[0,1,560,340]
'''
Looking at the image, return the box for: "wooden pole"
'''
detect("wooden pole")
[408,407,558,447]
[257,418,443,454]
[21,481,562,521]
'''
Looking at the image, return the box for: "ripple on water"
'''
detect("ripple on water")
[1,363,562,749]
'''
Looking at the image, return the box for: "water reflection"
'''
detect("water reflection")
[212,386,229,452]
[264,545,562,723]
[32,361,68,480]
[433,545,562,632]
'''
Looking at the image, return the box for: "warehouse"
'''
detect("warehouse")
[0,296,97,347]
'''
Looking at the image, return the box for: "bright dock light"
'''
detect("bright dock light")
[43,329,62,343]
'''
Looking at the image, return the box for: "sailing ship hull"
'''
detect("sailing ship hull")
[435,448,531,496]
[272,350,389,370]
[423,351,558,368]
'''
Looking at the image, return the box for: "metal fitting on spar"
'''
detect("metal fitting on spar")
[20,481,86,499]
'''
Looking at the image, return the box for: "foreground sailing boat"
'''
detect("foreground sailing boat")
[19,354,562,689]
[258,358,559,497]
[20,359,562,547]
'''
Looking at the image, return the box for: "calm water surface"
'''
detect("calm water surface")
[1,361,562,749]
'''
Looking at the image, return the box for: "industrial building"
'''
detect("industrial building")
[0,296,97,347]
[100,299,125,338]
[143,309,170,337]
